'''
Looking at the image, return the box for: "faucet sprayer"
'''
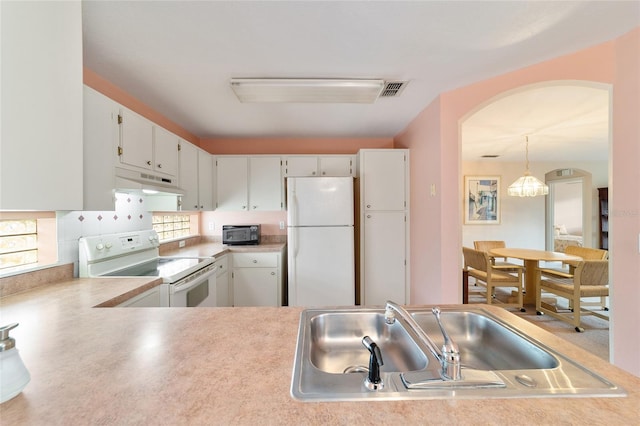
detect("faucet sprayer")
[362,336,384,390]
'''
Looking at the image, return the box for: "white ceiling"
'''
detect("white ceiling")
[82,1,639,159]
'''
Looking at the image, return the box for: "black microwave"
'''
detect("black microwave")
[222,225,261,245]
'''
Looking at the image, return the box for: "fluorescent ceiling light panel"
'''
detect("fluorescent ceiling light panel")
[230,78,385,103]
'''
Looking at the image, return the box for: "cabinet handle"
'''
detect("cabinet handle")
[146,160,152,166]
[194,205,198,209]
[253,206,257,209]
[253,260,258,263]
[366,204,371,208]
[242,205,246,210]
[271,272,276,275]
[367,215,372,218]
[157,163,162,168]
[322,171,326,175]
[312,171,316,175]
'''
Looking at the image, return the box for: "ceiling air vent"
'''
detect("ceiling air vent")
[379,81,408,98]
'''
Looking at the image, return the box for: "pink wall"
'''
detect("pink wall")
[83,68,200,145]
[395,28,639,376]
[610,28,640,375]
[200,137,393,155]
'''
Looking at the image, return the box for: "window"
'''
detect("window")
[0,212,56,273]
[152,214,194,241]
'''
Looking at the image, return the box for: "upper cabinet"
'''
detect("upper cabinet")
[360,150,407,211]
[215,156,282,211]
[1,1,83,210]
[179,142,213,211]
[118,108,179,180]
[284,155,355,177]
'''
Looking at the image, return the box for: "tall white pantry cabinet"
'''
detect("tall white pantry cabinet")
[358,149,410,306]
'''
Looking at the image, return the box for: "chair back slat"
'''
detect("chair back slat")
[463,247,488,272]
[473,240,506,252]
[564,246,608,260]
[575,260,609,286]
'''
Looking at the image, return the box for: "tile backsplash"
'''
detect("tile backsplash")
[57,192,153,275]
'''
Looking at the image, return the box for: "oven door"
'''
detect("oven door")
[169,264,217,307]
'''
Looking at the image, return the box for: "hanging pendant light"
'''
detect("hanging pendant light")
[507,136,549,197]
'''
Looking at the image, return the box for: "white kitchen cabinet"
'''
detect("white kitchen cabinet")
[215,156,282,211]
[362,211,407,305]
[249,157,283,210]
[318,155,354,176]
[214,255,232,307]
[153,126,180,178]
[83,86,120,210]
[179,142,213,211]
[284,155,354,177]
[232,252,282,307]
[360,150,407,211]
[197,149,214,210]
[1,1,83,210]
[284,156,319,176]
[358,149,410,305]
[117,286,163,307]
[215,157,248,210]
[118,108,179,181]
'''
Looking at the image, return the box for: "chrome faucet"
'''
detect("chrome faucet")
[385,301,461,381]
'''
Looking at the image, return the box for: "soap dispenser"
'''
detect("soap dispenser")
[0,323,31,403]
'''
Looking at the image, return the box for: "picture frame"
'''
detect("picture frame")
[464,176,500,224]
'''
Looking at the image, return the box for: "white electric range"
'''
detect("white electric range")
[79,230,216,307]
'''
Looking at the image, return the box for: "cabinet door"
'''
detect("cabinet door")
[153,126,179,177]
[285,156,318,176]
[362,150,407,211]
[83,86,119,211]
[319,156,354,176]
[249,157,282,211]
[198,150,214,210]
[178,141,199,210]
[233,268,278,306]
[362,211,406,305]
[119,108,153,171]
[216,271,231,307]
[216,157,248,210]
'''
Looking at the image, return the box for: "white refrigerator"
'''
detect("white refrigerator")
[287,177,355,307]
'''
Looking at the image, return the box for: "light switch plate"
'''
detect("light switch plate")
[179,240,186,248]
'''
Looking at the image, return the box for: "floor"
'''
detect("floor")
[467,284,609,361]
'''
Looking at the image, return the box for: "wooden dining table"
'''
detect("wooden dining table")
[489,248,582,305]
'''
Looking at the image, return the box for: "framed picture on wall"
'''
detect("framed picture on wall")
[464,176,500,224]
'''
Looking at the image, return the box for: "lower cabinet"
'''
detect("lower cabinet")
[232,252,282,307]
[214,255,232,307]
[362,211,407,305]
[117,286,163,307]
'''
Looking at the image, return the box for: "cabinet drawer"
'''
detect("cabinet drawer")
[214,255,228,277]
[233,252,278,268]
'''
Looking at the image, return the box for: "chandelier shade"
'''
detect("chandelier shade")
[507,136,549,197]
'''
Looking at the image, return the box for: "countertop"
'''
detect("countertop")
[1,277,639,425]
[160,242,286,259]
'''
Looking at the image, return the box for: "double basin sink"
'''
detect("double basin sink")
[291,305,625,401]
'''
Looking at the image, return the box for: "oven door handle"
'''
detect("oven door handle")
[172,268,214,294]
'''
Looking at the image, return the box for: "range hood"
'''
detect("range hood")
[114,167,185,196]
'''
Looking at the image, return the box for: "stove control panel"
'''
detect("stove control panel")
[79,230,160,265]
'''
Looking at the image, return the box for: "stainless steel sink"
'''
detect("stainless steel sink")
[411,310,558,371]
[309,311,427,373]
[291,305,625,401]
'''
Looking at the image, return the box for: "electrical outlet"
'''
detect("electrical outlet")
[208,222,215,231]
[179,240,186,248]
[280,221,285,230]
[430,184,436,196]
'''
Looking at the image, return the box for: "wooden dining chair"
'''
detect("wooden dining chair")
[540,246,608,278]
[473,240,521,271]
[539,247,609,311]
[536,259,609,332]
[463,247,525,311]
